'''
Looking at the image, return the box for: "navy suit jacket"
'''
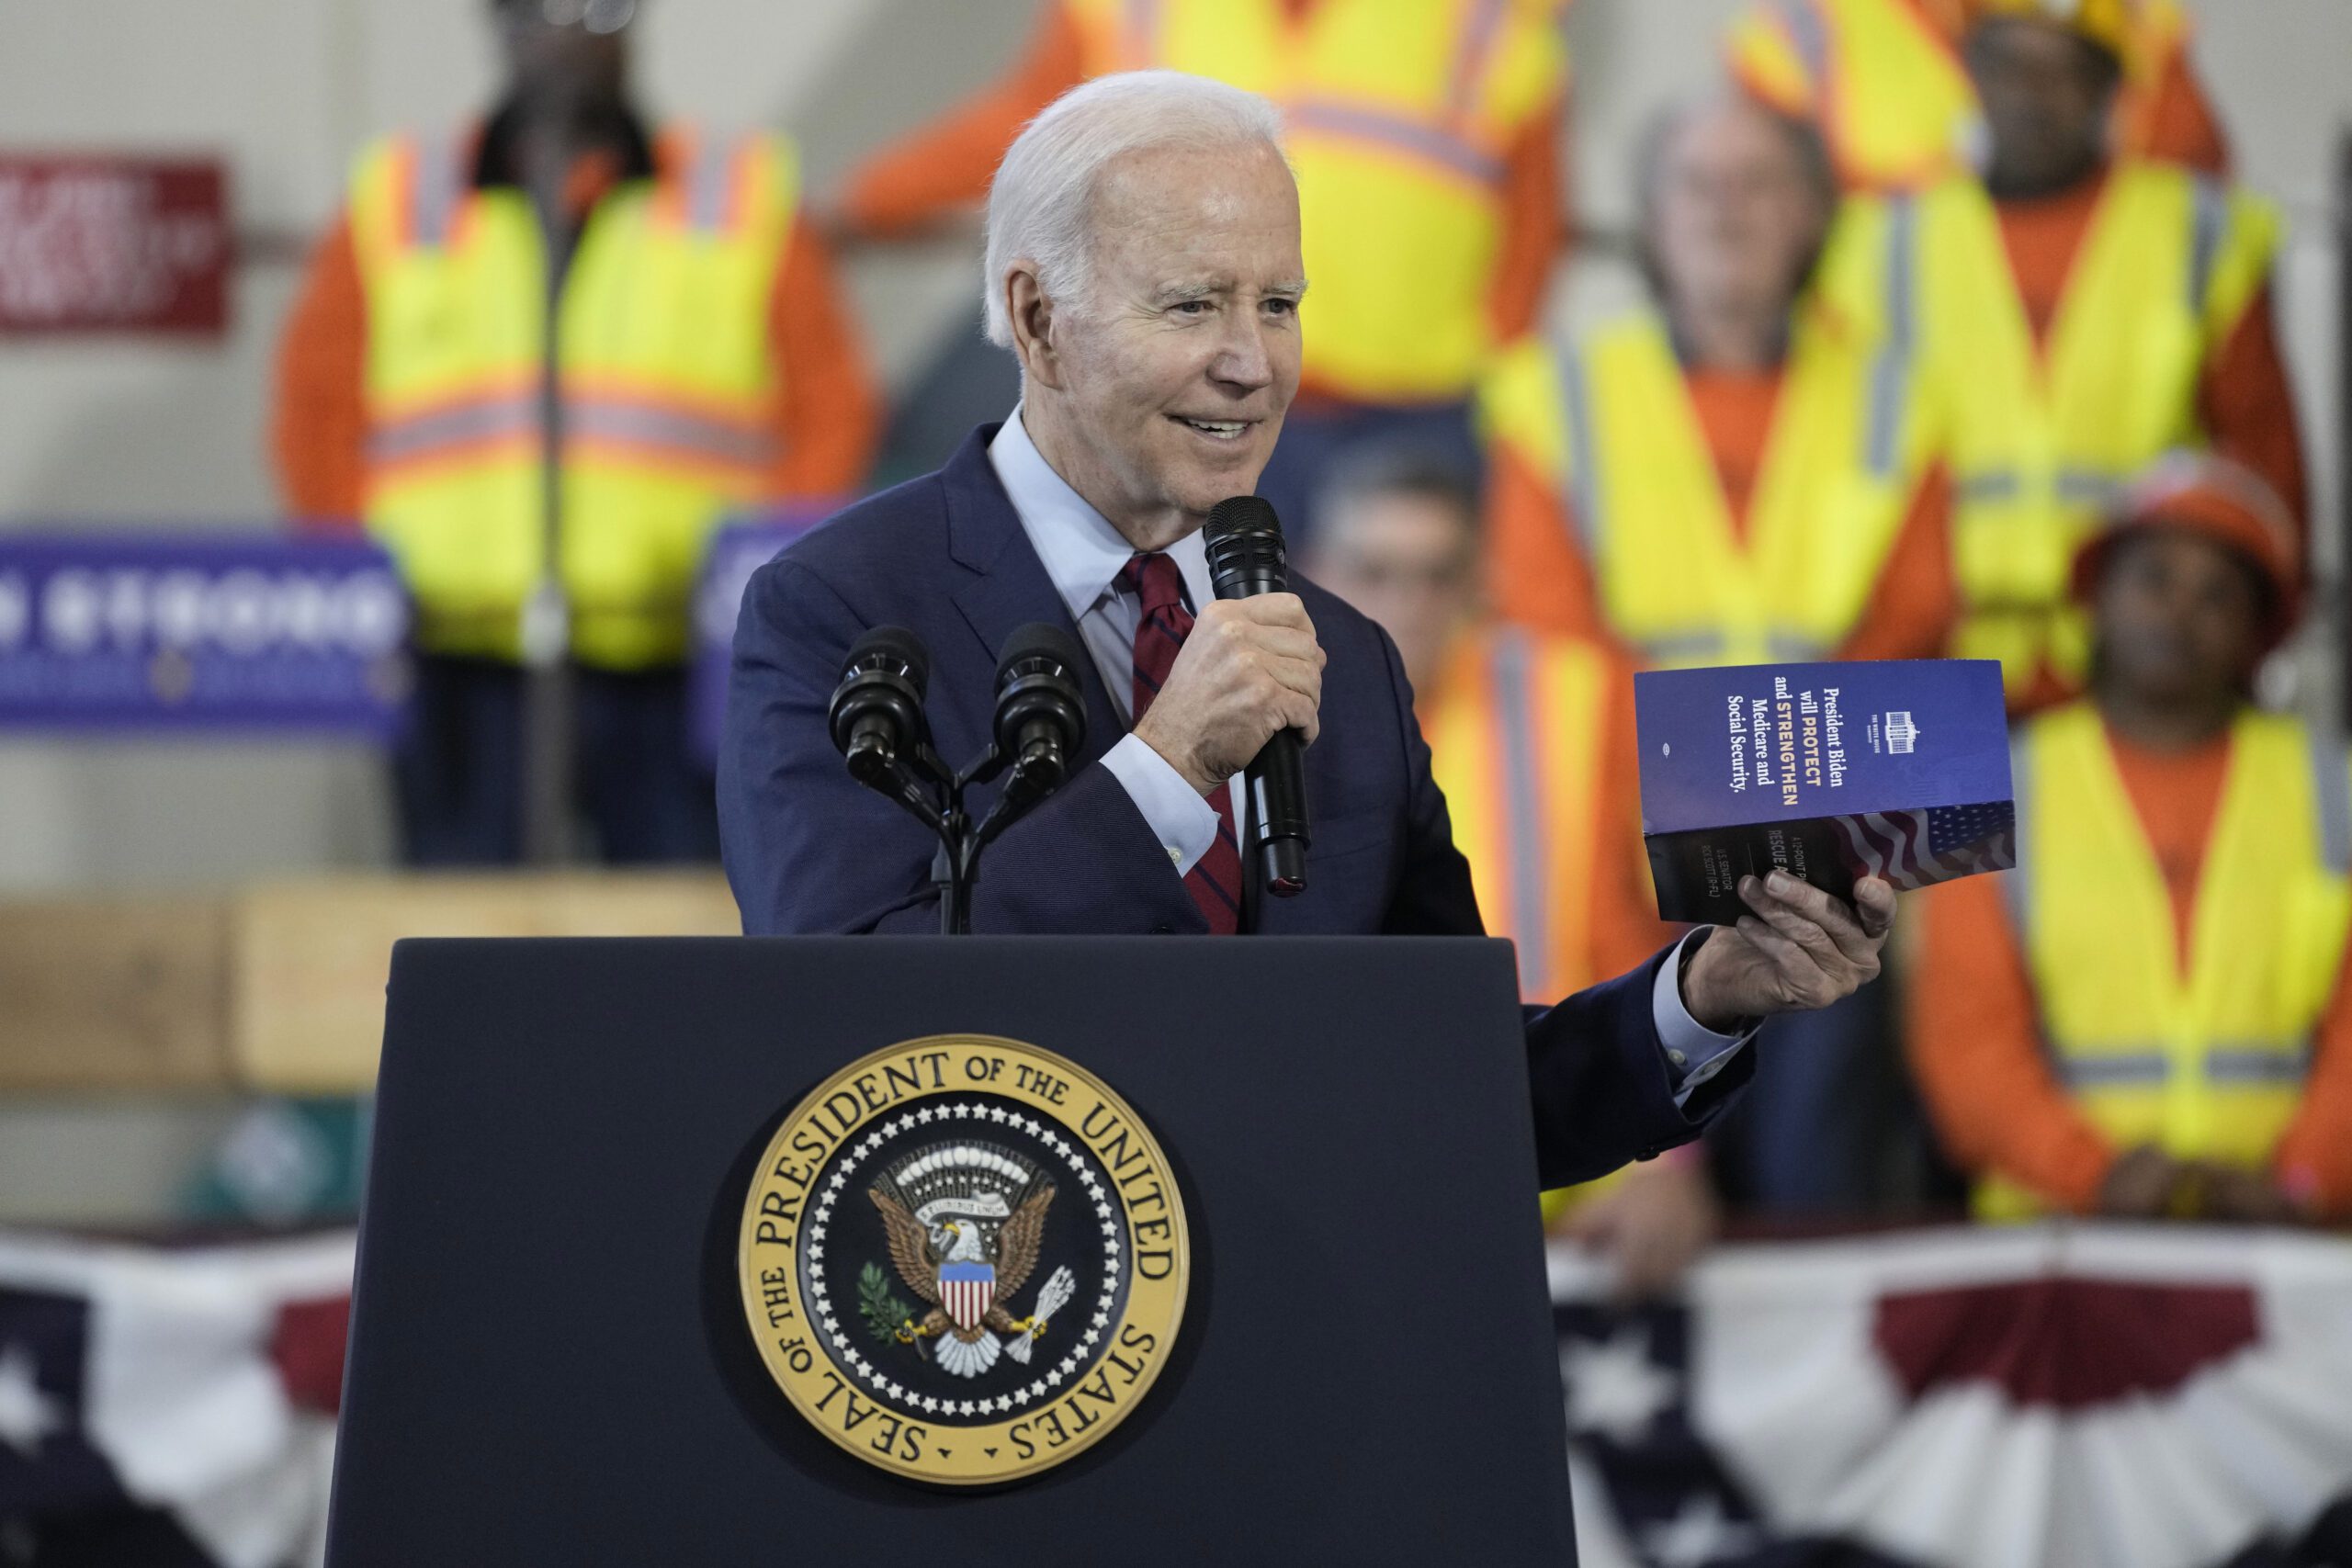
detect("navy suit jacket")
[718,426,1746,1186]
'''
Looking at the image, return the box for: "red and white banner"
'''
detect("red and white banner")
[0,156,231,335]
[0,1229,352,1567]
[4,1224,2346,1566]
[1553,1225,2352,1568]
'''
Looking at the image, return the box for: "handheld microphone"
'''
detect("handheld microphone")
[828,626,931,788]
[1203,495,1310,897]
[993,622,1087,800]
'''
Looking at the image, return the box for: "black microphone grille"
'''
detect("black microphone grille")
[996,621,1085,683]
[1204,495,1288,598]
[845,625,930,695]
[1204,494,1283,544]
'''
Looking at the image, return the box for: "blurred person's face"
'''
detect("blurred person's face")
[1009,141,1305,550]
[1306,488,1479,695]
[2093,528,2266,715]
[1966,18,2117,197]
[499,0,631,118]
[1646,100,1827,339]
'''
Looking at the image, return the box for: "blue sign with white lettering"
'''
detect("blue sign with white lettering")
[691,510,834,763]
[0,534,411,736]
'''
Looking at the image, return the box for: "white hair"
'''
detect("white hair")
[981,70,1287,348]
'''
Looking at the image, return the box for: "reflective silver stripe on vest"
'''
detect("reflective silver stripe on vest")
[370,393,766,469]
[2003,733,2032,940]
[1639,632,1727,665]
[2058,1044,2311,1089]
[1953,468,2125,508]
[1121,0,1159,60]
[1865,196,1917,479]
[2310,728,2352,874]
[686,137,737,233]
[2207,1044,2313,1084]
[566,399,770,468]
[1957,471,2022,504]
[2058,1053,2169,1088]
[1553,335,1601,557]
[2188,175,2226,317]
[1637,630,1828,665]
[1490,628,1552,991]
[2055,468,2126,507]
[410,133,462,247]
[1781,0,1830,86]
[1445,0,1511,120]
[368,392,538,464]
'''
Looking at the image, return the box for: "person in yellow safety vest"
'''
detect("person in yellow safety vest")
[832,0,1574,545]
[274,0,879,864]
[1480,91,1957,673]
[1910,453,2352,1223]
[1725,0,2229,193]
[1814,1,2305,715]
[1300,446,1714,1295]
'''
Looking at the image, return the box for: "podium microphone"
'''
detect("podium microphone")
[993,623,1087,802]
[828,626,932,788]
[1203,495,1310,897]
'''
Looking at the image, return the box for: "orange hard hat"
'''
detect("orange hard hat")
[2071,451,2303,652]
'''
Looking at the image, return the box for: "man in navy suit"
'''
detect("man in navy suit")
[720,71,1895,1190]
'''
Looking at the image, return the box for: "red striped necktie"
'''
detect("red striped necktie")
[1117,552,1244,935]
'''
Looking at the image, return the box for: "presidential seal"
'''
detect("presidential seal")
[736,1034,1190,1485]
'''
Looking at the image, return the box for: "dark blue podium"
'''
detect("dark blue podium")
[326,936,1577,1563]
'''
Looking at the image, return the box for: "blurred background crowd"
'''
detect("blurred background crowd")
[6,1,2352,1562]
[14,0,2342,1254]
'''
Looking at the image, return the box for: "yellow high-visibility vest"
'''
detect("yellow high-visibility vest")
[1423,624,1630,1221]
[1475,309,1928,668]
[347,124,797,669]
[1728,0,1978,192]
[1821,163,2278,701]
[1984,701,2351,1218]
[1728,0,2205,194]
[1063,0,1566,404]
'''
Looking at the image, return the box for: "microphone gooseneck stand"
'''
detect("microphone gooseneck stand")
[828,623,1085,935]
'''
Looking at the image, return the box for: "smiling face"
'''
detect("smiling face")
[1010,141,1306,550]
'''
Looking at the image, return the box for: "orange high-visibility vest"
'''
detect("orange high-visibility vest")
[347,124,797,669]
[1063,0,1567,403]
[1985,702,2352,1218]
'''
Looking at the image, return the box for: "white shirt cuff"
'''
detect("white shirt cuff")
[1650,927,1756,1109]
[1100,732,1221,876]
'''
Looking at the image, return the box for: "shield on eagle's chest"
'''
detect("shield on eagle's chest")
[939,1260,994,1333]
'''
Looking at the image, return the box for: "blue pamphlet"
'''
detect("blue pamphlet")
[1634,660,2015,923]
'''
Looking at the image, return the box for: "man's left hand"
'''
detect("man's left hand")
[1680,872,1896,1032]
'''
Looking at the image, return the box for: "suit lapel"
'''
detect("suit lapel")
[940,426,1126,767]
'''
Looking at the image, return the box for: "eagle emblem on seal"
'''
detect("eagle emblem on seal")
[866,1142,1078,1379]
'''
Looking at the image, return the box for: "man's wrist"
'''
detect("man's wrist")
[1130,713,1221,797]
[1678,927,1750,1035]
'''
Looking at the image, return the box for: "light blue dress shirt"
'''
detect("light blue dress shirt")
[986,409,1751,1101]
